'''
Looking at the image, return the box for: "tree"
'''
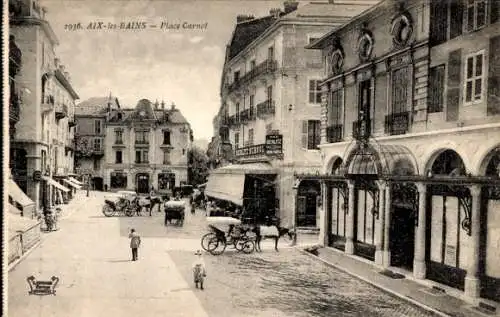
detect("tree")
[187,146,209,186]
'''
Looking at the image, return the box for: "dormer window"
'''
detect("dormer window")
[163,130,171,145]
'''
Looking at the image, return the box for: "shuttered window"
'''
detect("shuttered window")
[430,1,448,45]
[309,80,322,104]
[328,89,343,125]
[391,66,409,114]
[234,132,239,149]
[464,51,485,103]
[429,65,446,113]
[446,49,462,121]
[487,36,500,115]
[302,120,321,150]
[466,0,488,32]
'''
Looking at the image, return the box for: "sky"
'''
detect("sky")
[41,0,287,140]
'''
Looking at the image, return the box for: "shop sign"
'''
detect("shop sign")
[265,134,283,155]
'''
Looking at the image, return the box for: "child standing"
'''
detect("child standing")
[128,228,141,261]
[192,250,207,290]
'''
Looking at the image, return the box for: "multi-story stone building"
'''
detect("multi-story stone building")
[206,1,375,227]
[9,0,79,214]
[300,0,499,306]
[75,98,193,193]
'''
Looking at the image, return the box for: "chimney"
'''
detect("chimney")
[269,8,281,18]
[236,14,254,23]
[171,102,176,111]
[283,1,299,14]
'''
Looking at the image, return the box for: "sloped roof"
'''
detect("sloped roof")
[284,2,374,19]
[75,96,120,116]
[228,16,278,60]
[127,99,157,121]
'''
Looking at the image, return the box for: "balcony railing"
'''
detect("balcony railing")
[385,111,409,135]
[228,114,240,127]
[256,100,275,118]
[9,88,21,123]
[326,124,343,143]
[239,107,256,124]
[55,103,68,120]
[220,116,229,127]
[134,140,149,145]
[239,60,278,85]
[352,119,371,140]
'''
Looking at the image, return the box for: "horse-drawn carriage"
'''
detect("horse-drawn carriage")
[200,217,255,255]
[102,191,162,217]
[164,200,185,226]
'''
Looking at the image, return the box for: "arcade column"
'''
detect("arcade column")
[413,182,427,279]
[464,185,482,300]
[382,181,392,268]
[374,181,386,266]
[345,180,355,255]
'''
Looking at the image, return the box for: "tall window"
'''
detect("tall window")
[115,151,122,164]
[250,60,256,70]
[163,130,171,145]
[163,151,171,164]
[309,80,322,104]
[464,51,484,103]
[235,103,240,120]
[391,67,409,114]
[302,120,321,150]
[267,85,273,101]
[249,95,254,107]
[234,132,240,149]
[135,150,148,163]
[94,138,102,151]
[429,65,445,113]
[234,71,240,83]
[466,0,488,32]
[135,131,148,144]
[328,88,343,130]
[93,157,100,170]
[94,120,101,134]
[268,46,274,60]
[114,129,123,144]
[248,129,254,146]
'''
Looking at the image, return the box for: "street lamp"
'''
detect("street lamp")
[87,173,90,197]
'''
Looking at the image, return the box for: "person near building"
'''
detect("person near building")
[128,228,141,261]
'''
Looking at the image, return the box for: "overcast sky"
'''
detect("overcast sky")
[40,0,287,140]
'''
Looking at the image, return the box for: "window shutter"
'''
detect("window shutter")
[429,65,445,113]
[449,1,463,40]
[301,121,308,149]
[315,121,321,148]
[488,36,500,115]
[492,0,499,24]
[446,49,462,121]
[430,1,448,45]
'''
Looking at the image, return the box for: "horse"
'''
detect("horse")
[251,225,295,252]
[134,196,164,216]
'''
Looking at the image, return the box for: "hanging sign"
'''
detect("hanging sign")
[265,134,283,155]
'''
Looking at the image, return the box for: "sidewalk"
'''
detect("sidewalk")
[7,190,209,317]
[300,246,497,317]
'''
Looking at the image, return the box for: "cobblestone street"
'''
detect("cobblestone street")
[9,191,441,317]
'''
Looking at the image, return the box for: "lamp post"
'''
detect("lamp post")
[87,173,90,197]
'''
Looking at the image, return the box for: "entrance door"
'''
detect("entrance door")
[136,174,149,194]
[93,177,103,191]
[390,207,415,268]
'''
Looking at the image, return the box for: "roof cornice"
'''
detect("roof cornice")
[54,69,79,99]
[10,17,59,46]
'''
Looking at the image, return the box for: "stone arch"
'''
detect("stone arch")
[477,144,500,176]
[323,155,343,175]
[420,140,470,175]
[425,148,467,176]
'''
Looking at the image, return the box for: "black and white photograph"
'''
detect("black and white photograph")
[5,0,500,316]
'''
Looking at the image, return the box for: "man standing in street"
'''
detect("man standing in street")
[128,228,141,261]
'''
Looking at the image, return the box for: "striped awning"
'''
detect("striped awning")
[63,178,82,189]
[42,176,70,192]
[9,179,35,208]
[206,173,246,205]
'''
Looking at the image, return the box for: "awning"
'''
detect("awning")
[205,173,246,205]
[42,176,70,192]
[68,176,84,185]
[9,179,35,208]
[63,178,82,189]
[205,163,277,205]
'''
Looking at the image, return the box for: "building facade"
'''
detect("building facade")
[76,98,193,193]
[9,0,79,214]
[207,1,375,227]
[302,0,499,305]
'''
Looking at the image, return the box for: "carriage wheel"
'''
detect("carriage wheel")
[240,240,255,254]
[208,237,226,255]
[201,233,216,251]
[102,205,114,217]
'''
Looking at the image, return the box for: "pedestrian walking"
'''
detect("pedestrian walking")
[128,228,141,261]
[192,250,207,290]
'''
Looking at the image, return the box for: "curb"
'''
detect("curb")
[8,239,43,272]
[297,248,452,317]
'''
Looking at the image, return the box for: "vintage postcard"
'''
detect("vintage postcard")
[5,0,500,316]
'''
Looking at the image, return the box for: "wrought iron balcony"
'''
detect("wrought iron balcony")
[9,87,21,123]
[239,107,256,124]
[55,103,68,120]
[352,119,371,140]
[220,116,229,127]
[326,124,343,143]
[227,79,241,92]
[228,114,240,127]
[385,111,409,135]
[219,126,229,137]
[256,100,275,118]
[239,59,278,85]
[134,140,149,145]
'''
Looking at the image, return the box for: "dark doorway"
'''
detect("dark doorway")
[297,180,320,227]
[390,207,415,269]
[92,177,103,191]
[136,174,149,194]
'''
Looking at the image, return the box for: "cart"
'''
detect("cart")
[200,217,255,255]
